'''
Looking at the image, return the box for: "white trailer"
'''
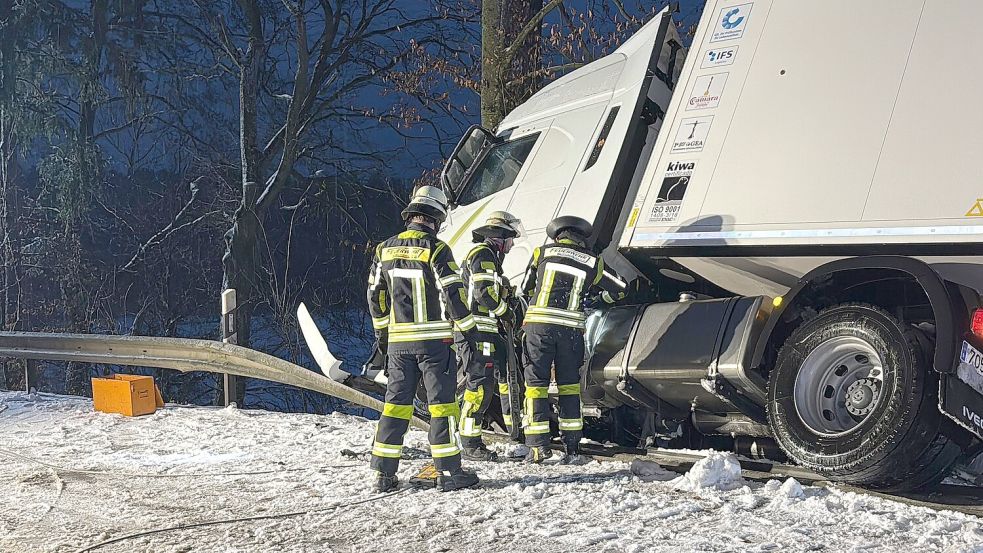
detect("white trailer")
[437,1,983,490]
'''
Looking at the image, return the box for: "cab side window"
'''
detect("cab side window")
[456,134,539,206]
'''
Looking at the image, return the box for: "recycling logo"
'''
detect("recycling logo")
[710,3,753,43]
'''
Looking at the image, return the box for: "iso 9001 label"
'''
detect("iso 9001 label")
[650,203,681,222]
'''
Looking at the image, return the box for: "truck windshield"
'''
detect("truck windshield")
[455,133,539,206]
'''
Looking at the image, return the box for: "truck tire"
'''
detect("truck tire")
[767,303,961,491]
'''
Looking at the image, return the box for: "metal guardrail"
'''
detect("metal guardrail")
[0,331,428,430]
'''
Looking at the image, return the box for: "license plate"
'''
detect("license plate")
[960,341,983,376]
[958,341,983,395]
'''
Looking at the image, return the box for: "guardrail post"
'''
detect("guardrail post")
[25,359,38,393]
[221,289,239,407]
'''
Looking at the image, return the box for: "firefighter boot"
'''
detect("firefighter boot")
[462,442,499,462]
[436,468,480,492]
[524,445,553,464]
[375,471,399,492]
[559,440,591,465]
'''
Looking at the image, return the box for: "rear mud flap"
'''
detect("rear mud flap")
[940,374,983,440]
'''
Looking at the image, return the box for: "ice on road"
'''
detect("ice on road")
[2,391,982,552]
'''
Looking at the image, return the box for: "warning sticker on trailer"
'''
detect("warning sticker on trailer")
[649,161,695,223]
[627,199,644,228]
[966,199,983,217]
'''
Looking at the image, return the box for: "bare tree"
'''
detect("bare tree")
[137,0,446,402]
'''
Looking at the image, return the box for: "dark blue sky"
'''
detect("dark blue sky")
[373,0,708,178]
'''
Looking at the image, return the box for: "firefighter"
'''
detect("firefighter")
[366,185,481,492]
[519,215,628,463]
[457,211,523,461]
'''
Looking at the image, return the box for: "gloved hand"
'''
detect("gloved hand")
[582,295,601,311]
[462,328,480,355]
[500,277,514,299]
[363,330,388,376]
[374,330,389,357]
[363,345,386,377]
[499,304,516,328]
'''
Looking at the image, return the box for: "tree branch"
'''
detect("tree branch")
[503,0,563,66]
[118,177,210,274]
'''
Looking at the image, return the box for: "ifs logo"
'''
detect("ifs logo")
[710,3,753,43]
[702,46,739,68]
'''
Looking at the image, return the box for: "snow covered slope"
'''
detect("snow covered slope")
[2,391,982,552]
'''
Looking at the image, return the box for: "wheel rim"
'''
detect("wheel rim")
[792,336,885,437]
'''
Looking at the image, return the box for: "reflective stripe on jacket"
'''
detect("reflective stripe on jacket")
[367,223,474,349]
[461,242,509,342]
[520,238,627,329]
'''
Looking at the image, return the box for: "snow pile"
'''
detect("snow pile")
[2,391,983,553]
[671,450,745,492]
[778,477,805,499]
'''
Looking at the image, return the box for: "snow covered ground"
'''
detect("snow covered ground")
[2,392,983,553]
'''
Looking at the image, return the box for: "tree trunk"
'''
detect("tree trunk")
[503,0,543,113]
[481,0,549,129]
[480,0,506,128]
[0,0,23,390]
[218,0,266,406]
[0,109,22,391]
[64,0,109,397]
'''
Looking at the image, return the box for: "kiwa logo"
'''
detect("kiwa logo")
[667,161,696,174]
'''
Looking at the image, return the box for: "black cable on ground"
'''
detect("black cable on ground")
[0,447,360,478]
[73,488,409,553]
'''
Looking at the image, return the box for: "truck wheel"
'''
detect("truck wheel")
[767,303,961,491]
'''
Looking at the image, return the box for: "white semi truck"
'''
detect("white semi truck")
[436,1,983,490]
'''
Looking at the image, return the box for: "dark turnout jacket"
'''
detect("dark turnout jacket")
[461,242,510,343]
[367,223,475,352]
[520,238,628,329]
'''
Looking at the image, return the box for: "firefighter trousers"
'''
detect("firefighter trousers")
[456,336,511,447]
[370,342,462,475]
[522,324,586,448]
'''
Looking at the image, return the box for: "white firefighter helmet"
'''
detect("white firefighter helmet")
[472,210,523,241]
[401,185,449,223]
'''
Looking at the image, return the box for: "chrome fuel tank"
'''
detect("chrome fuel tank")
[585,296,770,430]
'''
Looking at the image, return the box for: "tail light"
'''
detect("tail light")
[972,309,983,339]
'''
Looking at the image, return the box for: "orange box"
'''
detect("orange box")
[91,374,165,417]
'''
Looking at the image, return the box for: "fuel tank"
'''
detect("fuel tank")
[584,296,771,430]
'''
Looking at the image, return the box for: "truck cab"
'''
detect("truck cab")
[437,9,685,282]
